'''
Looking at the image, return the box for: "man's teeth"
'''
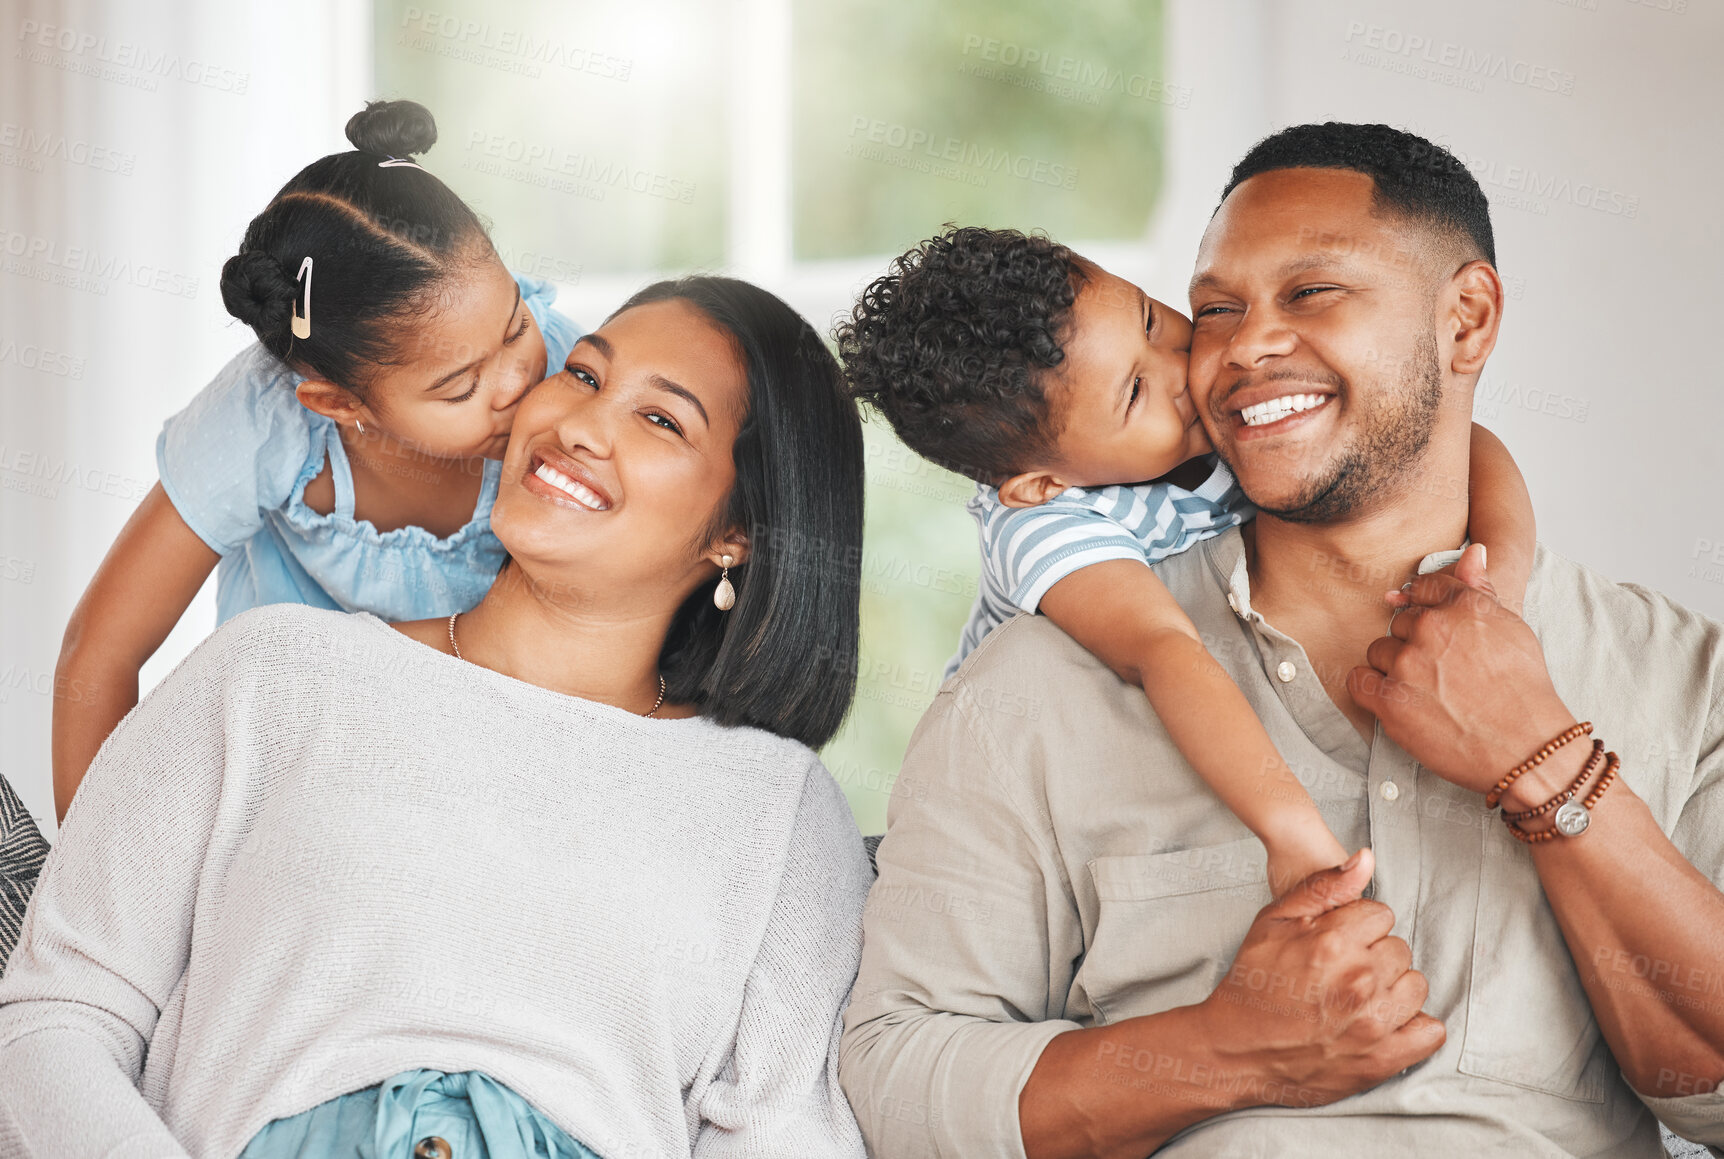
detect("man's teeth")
[533,462,607,510]
[1240,393,1328,428]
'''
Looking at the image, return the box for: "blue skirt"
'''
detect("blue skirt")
[239,1069,602,1159]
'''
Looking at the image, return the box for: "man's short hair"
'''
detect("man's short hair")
[1222,122,1496,266]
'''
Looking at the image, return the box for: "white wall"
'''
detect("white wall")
[3,0,1720,836]
[0,0,370,832]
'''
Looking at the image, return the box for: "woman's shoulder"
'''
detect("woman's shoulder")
[711,728,864,855]
[199,606,404,676]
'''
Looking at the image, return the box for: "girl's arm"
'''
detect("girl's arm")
[52,483,218,821]
[1467,423,1536,614]
[1040,560,1347,895]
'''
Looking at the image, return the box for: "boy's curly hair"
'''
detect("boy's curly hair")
[835,226,1087,484]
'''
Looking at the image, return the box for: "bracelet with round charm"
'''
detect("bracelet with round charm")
[1506,750,1619,844]
[1501,739,1605,824]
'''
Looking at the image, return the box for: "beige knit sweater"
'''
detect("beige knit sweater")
[0,605,872,1159]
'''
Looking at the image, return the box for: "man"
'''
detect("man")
[839,123,1724,1157]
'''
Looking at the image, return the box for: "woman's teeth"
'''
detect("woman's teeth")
[1240,393,1328,428]
[533,462,608,510]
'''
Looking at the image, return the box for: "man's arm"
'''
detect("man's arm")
[1020,849,1444,1159]
[841,675,1443,1159]
[1354,551,1724,1130]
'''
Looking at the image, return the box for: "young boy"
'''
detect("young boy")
[837,226,1534,894]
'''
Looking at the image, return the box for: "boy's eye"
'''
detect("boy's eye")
[566,366,598,388]
[1129,377,1142,407]
[646,412,683,436]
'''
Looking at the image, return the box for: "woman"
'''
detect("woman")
[0,278,871,1159]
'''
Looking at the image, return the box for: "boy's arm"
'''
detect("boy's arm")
[1467,423,1536,614]
[1040,560,1346,893]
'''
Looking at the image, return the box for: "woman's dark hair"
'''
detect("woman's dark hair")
[218,100,492,393]
[619,277,864,751]
[835,226,1087,484]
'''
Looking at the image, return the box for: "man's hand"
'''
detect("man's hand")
[1348,543,1579,794]
[1204,849,1446,1105]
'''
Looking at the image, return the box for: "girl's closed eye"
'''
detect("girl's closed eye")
[446,376,481,404]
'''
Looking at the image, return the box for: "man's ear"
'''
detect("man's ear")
[997,469,1071,509]
[1446,259,1504,377]
[294,379,371,428]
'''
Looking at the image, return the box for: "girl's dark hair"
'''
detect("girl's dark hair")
[620,277,864,751]
[218,100,491,393]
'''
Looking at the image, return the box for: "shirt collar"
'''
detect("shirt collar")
[1212,526,1467,623]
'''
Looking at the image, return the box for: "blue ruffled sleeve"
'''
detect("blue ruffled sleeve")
[155,344,316,556]
[514,272,581,372]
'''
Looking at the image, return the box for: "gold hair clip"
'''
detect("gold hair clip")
[291,256,313,340]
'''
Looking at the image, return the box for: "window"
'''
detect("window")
[375,0,1168,831]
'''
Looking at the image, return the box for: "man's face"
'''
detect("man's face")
[1187,168,1451,523]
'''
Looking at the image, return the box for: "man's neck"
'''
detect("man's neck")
[1242,483,1469,740]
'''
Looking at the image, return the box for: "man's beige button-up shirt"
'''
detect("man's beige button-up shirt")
[840,529,1724,1157]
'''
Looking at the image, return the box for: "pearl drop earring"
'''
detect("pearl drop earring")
[713,554,736,611]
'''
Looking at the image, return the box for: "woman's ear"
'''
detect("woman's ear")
[708,528,751,570]
[294,379,372,428]
[997,469,1070,509]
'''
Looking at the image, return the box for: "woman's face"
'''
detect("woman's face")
[489,297,750,607]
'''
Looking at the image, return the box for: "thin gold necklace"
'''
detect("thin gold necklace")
[446,611,666,718]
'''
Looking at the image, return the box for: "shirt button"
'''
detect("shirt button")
[1275,660,1297,683]
[1380,781,1401,802]
[415,1138,452,1159]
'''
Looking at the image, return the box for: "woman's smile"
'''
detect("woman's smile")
[524,447,614,511]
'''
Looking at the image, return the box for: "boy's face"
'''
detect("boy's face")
[1037,265,1210,489]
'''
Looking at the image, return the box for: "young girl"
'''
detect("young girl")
[51,100,579,820]
[838,226,1536,896]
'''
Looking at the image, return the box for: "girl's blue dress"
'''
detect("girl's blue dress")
[239,1069,603,1159]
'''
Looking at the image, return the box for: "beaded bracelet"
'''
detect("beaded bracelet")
[1502,739,1605,824]
[1506,750,1619,844]
[1485,721,1593,809]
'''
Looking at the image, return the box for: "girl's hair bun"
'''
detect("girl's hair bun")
[344,99,438,157]
[220,249,298,333]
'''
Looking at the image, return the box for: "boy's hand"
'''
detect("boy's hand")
[1264,830,1351,899]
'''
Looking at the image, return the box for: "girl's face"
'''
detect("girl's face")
[353,254,548,460]
[488,297,750,608]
